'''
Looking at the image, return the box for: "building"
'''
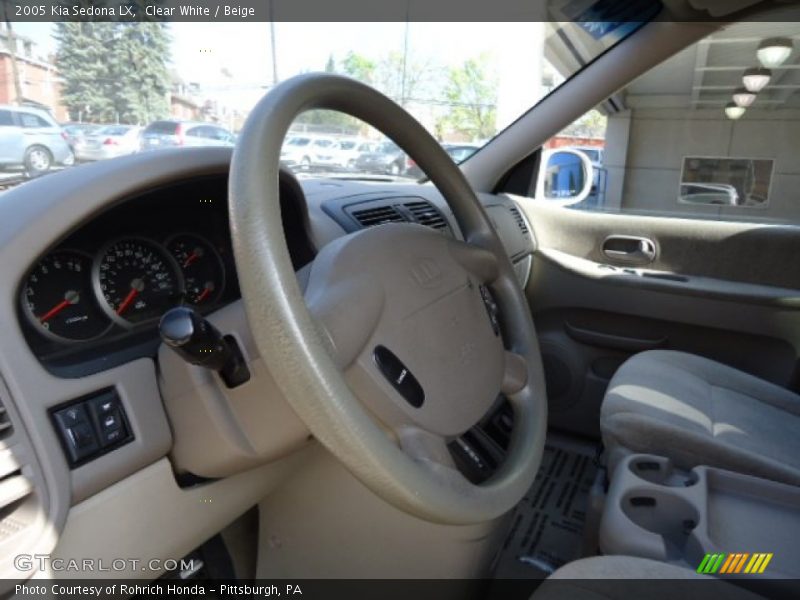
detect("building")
[170,93,201,121]
[0,30,67,121]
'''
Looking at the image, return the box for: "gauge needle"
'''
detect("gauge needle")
[117,279,144,315]
[39,290,80,322]
[183,247,204,268]
[195,282,214,303]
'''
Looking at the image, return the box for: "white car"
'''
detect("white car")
[332,138,376,169]
[280,136,340,170]
[75,125,142,162]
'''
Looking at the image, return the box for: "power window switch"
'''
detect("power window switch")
[54,403,90,429]
[63,421,100,463]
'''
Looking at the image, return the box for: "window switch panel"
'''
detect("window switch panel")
[52,389,133,467]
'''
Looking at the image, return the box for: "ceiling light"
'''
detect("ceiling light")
[742,67,771,93]
[757,37,793,68]
[725,103,746,120]
[732,87,756,107]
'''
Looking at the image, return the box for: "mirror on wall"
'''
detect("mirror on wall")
[679,157,774,208]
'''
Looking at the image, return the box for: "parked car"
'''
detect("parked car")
[679,182,739,206]
[406,143,481,178]
[62,123,102,157]
[353,140,407,175]
[280,135,341,170]
[0,105,74,176]
[444,143,481,163]
[280,135,311,169]
[332,138,376,169]
[139,120,236,151]
[75,125,142,162]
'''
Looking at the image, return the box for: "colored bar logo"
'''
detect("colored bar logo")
[697,553,773,574]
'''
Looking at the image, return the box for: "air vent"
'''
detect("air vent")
[0,451,35,543]
[404,200,448,231]
[509,206,529,235]
[0,400,12,441]
[351,205,406,228]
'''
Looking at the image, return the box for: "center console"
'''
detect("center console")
[600,454,800,579]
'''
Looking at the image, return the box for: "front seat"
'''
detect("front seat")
[600,350,800,486]
[531,556,765,600]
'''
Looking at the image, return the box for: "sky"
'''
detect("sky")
[13,22,549,130]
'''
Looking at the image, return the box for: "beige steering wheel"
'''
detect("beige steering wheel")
[229,73,547,524]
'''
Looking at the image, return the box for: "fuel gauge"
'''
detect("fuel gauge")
[166,234,225,307]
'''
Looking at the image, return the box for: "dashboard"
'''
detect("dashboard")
[15,163,533,382]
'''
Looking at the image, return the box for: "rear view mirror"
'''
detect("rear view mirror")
[535,149,594,205]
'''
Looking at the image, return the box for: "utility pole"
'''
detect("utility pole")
[269,0,278,86]
[1,1,23,105]
[400,10,410,107]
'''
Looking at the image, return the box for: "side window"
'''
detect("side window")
[210,128,232,141]
[185,126,206,138]
[0,110,13,126]
[538,23,799,225]
[19,113,50,128]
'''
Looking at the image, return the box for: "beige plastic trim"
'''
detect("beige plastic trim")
[601,453,800,578]
[257,445,508,578]
[41,449,313,580]
[159,300,310,478]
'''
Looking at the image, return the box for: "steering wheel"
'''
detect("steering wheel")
[229,74,547,525]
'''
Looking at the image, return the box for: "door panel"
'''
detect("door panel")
[520,200,800,439]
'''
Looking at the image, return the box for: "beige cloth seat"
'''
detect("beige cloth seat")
[531,556,765,600]
[600,350,800,486]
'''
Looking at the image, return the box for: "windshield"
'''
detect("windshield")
[7,20,645,184]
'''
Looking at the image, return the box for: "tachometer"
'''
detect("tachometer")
[165,233,225,306]
[94,238,183,327]
[21,250,113,342]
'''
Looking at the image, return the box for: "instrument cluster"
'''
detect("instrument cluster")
[17,175,241,376]
[22,232,226,343]
[18,170,314,377]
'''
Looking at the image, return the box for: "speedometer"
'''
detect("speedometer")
[94,238,183,327]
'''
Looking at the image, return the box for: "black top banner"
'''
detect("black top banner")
[0,0,796,23]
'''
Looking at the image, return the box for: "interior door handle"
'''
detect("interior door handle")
[602,235,656,265]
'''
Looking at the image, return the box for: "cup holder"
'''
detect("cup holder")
[629,457,698,487]
[622,491,700,558]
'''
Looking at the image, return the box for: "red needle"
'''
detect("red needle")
[39,299,71,323]
[195,286,212,303]
[116,288,139,315]
[183,252,199,268]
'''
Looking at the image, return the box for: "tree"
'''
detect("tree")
[107,23,171,123]
[341,51,376,84]
[54,22,113,121]
[560,109,607,139]
[437,54,497,141]
[55,21,171,124]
